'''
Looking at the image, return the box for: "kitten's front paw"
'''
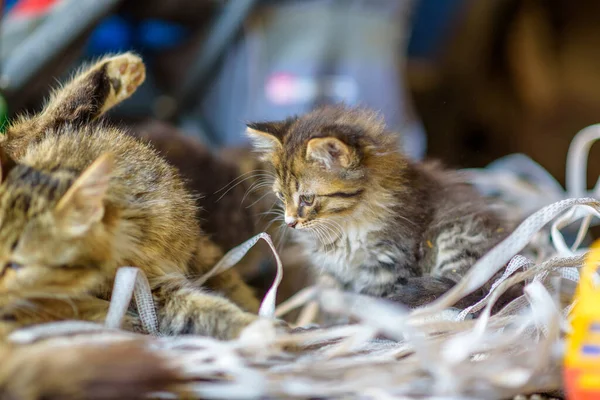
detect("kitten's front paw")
[102,53,146,111]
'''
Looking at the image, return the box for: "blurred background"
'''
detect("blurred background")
[2,0,600,188]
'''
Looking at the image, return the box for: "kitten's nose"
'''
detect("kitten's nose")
[285,216,298,228]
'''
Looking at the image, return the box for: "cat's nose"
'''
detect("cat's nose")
[285,216,298,228]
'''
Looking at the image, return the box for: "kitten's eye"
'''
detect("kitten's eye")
[300,194,315,206]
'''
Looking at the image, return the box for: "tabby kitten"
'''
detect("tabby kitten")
[0,53,264,339]
[247,105,512,308]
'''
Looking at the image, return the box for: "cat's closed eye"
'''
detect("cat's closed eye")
[6,262,22,271]
[275,191,284,201]
[300,194,315,206]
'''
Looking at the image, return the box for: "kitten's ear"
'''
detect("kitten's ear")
[0,148,17,182]
[245,120,291,154]
[306,137,355,169]
[55,153,114,236]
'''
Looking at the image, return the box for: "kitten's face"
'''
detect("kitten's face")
[247,106,396,234]
[270,161,365,231]
[0,156,113,294]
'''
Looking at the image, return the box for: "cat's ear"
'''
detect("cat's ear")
[0,148,17,182]
[306,137,355,169]
[54,153,114,236]
[245,120,292,154]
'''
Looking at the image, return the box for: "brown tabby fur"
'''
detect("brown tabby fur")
[0,53,267,340]
[130,121,273,252]
[130,122,313,307]
[0,340,180,400]
[247,105,517,309]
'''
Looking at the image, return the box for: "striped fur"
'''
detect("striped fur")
[247,105,514,308]
[0,53,264,340]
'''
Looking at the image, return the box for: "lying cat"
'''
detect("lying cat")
[247,105,513,308]
[0,53,267,339]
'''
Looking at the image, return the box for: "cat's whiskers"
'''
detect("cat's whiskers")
[311,219,343,247]
[319,226,336,255]
[319,224,341,254]
[261,201,286,232]
[257,200,282,223]
[214,169,275,194]
[240,179,275,207]
[244,189,275,209]
[315,223,336,247]
[259,210,282,218]
[214,171,275,202]
[261,196,281,210]
[263,215,285,232]
[319,219,345,239]
[306,223,335,255]
[308,225,328,254]
[274,221,291,252]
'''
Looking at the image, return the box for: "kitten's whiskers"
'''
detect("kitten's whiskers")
[214,169,274,194]
[240,179,274,207]
[214,171,275,202]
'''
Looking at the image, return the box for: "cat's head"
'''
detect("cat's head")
[0,151,114,294]
[246,105,404,233]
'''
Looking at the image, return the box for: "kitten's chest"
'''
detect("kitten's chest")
[302,221,385,279]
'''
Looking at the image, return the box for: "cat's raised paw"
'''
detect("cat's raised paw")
[102,53,146,111]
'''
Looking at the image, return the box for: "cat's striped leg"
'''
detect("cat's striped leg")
[2,52,145,157]
[205,271,261,314]
[156,286,287,340]
[43,52,146,126]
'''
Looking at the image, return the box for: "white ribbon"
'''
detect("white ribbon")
[105,266,160,336]
[105,232,283,334]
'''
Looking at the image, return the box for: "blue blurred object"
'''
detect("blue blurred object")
[407,0,464,59]
[138,20,189,50]
[85,16,189,57]
[4,0,20,12]
[86,15,133,54]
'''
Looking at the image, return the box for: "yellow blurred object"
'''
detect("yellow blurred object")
[565,240,600,399]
